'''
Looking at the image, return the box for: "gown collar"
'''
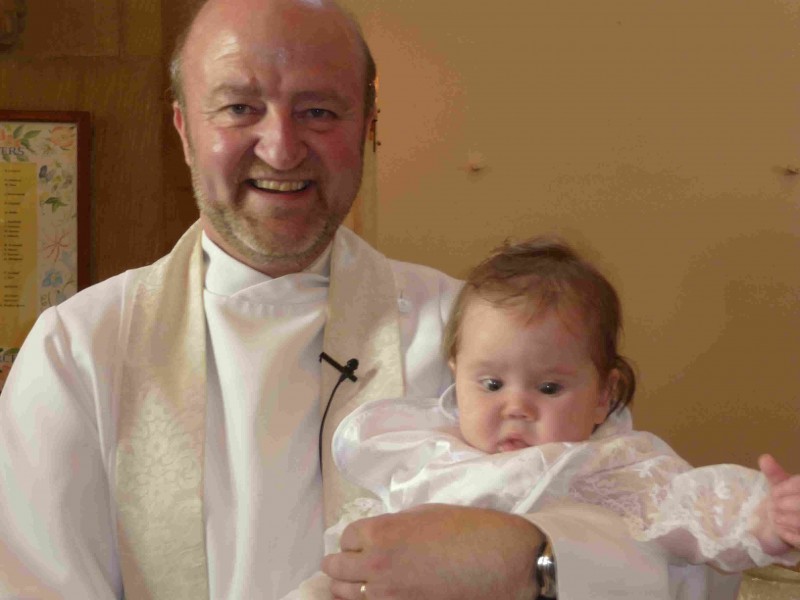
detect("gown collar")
[201,232,332,299]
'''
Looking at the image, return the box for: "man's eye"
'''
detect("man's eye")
[302,108,336,120]
[226,104,253,115]
[539,382,562,395]
[480,378,502,392]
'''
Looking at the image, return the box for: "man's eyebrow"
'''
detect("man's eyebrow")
[293,90,351,107]
[207,82,262,99]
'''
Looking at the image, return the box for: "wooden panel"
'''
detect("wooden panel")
[0,59,83,109]
[21,0,120,57]
[122,0,163,58]
[81,59,166,282]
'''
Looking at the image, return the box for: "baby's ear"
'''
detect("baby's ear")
[595,369,618,423]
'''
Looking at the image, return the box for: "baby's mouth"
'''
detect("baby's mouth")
[248,178,311,193]
[497,437,530,453]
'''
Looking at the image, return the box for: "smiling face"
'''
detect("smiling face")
[173,0,372,276]
[450,299,611,454]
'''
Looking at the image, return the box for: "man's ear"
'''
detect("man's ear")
[172,101,193,167]
[448,357,456,375]
[365,106,378,146]
[595,368,618,424]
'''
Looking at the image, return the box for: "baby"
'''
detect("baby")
[287,237,800,599]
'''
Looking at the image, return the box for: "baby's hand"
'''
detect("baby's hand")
[756,454,800,554]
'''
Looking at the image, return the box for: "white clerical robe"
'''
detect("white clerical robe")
[0,222,711,599]
[202,234,329,598]
[0,223,456,599]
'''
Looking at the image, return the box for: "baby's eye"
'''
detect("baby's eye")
[538,382,562,395]
[480,378,503,392]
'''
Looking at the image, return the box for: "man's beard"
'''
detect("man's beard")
[189,162,346,269]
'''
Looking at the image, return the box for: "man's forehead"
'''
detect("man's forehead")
[193,0,351,38]
[203,30,290,66]
[189,1,362,69]
[196,44,363,111]
[200,39,360,87]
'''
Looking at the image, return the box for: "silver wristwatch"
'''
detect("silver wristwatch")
[535,538,557,599]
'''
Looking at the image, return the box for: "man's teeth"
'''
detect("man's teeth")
[250,179,309,192]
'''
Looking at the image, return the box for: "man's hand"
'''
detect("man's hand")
[321,504,544,600]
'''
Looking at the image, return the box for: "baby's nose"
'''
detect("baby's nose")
[503,392,536,420]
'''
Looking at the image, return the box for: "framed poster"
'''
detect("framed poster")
[0,110,90,391]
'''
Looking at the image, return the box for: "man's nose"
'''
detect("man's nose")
[503,390,536,420]
[254,112,308,171]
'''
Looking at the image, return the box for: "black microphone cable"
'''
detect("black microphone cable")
[318,352,359,473]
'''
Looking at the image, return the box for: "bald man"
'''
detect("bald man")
[0,1,737,599]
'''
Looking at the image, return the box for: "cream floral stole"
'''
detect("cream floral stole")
[115,222,404,599]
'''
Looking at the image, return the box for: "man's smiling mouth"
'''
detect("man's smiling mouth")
[248,179,311,193]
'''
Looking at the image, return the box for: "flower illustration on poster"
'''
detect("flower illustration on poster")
[0,123,37,160]
[34,127,78,311]
[40,245,76,309]
[0,122,78,312]
[0,347,19,384]
[47,126,76,151]
[0,116,83,392]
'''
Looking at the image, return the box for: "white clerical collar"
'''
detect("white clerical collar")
[201,231,333,297]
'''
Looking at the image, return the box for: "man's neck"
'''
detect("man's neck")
[201,223,334,278]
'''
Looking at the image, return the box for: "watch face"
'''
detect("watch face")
[535,540,557,599]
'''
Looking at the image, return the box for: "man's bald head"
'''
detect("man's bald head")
[169,0,376,117]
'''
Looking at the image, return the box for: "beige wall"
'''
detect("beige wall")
[343,0,800,471]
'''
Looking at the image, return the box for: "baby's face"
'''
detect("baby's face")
[450,300,610,453]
